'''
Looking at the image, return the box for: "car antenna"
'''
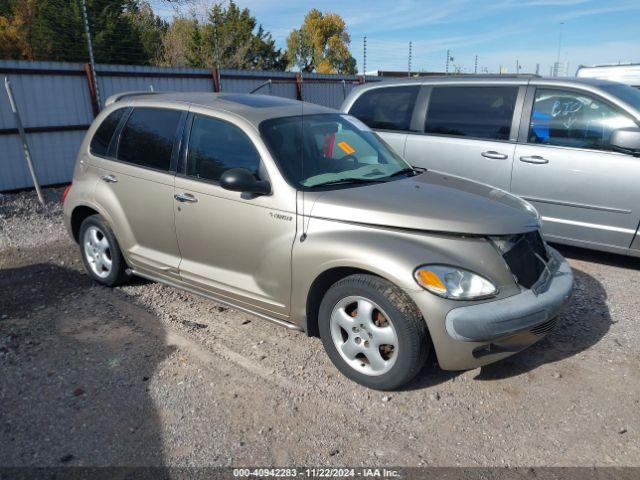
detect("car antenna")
[298,33,307,243]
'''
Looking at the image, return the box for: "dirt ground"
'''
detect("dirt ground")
[1,188,639,467]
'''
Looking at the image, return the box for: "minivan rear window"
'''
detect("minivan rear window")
[116,107,182,171]
[348,86,419,131]
[90,108,126,157]
[425,86,518,141]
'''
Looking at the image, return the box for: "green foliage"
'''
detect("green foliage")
[286,9,356,74]
[0,0,164,64]
[126,1,168,64]
[186,0,287,70]
[0,0,295,71]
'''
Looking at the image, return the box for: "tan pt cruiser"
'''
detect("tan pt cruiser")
[62,92,573,390]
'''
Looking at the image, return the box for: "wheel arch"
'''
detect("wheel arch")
[304,266,425,339]
[70,205,100,243]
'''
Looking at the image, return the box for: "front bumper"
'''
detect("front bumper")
[445,248,573,342]
[408,247,573,371]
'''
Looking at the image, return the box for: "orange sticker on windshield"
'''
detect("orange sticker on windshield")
[337,141,356,155]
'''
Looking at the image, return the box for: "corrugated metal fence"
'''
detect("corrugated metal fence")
[0,60,379,192]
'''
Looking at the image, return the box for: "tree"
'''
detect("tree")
[285,9,356,74]
[126,1,168,65]
[158,16,197,67]
[0,0,160,65]
[186,1,287,70]
[0,0,37,59]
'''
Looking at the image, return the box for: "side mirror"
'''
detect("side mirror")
[219,168,271,195]
[611,127,640,156]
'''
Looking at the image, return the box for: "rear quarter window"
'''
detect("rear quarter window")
[90,108,126,157]
[425,86,519,140]
[116,107,182,171]
[348,85,419,131]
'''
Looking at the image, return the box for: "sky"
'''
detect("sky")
[152,0,640,75]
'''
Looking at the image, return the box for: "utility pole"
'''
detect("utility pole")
[516,59,520,73]
[474,55,478,74]
[80,0,101,110]
[363,36,367,81]
[554,21,564,76]
[408,41,412,77]
[535,63,540,75]
[213,13,221,90]
[446,49,450,74]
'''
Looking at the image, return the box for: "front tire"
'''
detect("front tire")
[79,214,129,287]
[319,274,430,390]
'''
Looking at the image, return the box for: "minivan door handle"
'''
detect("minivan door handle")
[174,192,198,203]
[101,174,118,183]
[481,151,508,160]
[520,155,549,165]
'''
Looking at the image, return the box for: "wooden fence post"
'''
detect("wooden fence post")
[83,63,100,117]
[212,67,220,92]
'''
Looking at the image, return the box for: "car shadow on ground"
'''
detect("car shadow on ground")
[0,262,171,466]
[404,261,612,389]
[553,243,640,270]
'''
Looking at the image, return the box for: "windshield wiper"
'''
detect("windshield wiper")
[307,177,387,188]
[386,167,418,179]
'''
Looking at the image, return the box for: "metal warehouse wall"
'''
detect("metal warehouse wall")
[0,60,379,192]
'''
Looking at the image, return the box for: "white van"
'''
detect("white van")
[577,63,640,89]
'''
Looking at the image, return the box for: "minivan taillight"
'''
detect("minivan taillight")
[61,184,72,205]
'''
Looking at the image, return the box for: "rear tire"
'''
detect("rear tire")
[319,274,429,390]
[79,214,129,287]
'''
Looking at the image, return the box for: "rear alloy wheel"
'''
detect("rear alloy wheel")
[319,274,430,390]
[79,214,129,287]
[83,225,113,279]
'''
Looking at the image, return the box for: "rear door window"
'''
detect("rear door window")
[425,86,519,140]
[117,107,182,171]
[90,108,126,157]
[186,114,261,182]
[528,88,638,151]
[348,86,419,131]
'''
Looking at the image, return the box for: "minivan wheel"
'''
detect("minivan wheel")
[318,274,429,390]
[79,215,129,287]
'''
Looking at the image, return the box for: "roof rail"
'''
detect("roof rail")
[438,73,542,79]
[104,91,160,107]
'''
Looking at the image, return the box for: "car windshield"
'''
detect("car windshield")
[602,83,640,112]
[260,113,413,189]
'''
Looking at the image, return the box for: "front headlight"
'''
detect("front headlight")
[414,265,498,300]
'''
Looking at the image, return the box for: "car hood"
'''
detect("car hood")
[307,171,540,235]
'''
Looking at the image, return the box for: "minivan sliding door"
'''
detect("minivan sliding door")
[403,85,525,191]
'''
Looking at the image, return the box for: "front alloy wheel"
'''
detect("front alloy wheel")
[319,274,430,390]
[330,296,399,376]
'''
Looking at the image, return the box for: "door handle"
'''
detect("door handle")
[520,155,549,165]
[101,174,118,183]
[174,192,198,203]
[481,151,508,160]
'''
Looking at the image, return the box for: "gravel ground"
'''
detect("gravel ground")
[1,187,639,467]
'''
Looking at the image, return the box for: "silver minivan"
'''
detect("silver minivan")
[342,76,640,257]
